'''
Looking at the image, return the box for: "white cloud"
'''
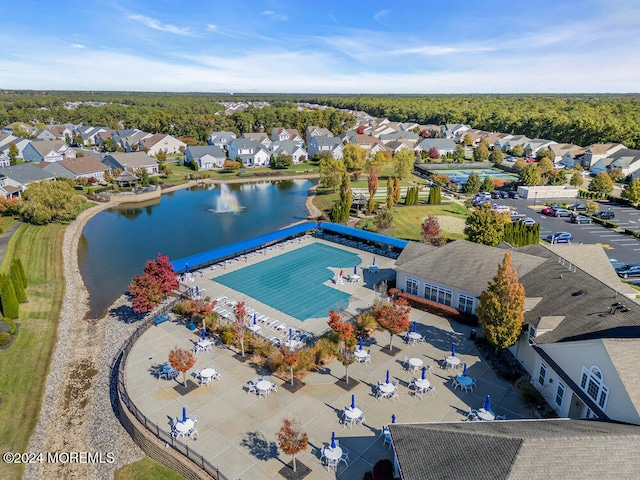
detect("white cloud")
[261,10,287,21]
[393,45,495,56]
[205,23,218,32]
[373,9,390,24]
[70,43,85,49]
[127,14,193,36]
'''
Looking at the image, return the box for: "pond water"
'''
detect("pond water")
[78,179,315,317]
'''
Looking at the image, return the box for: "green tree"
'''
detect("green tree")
[549,169,567,185]
[0,273,19,318]
[608,166,625,183]
[463,172,481,194]
[461,134,473,146]
[405,186,419,205]
[331,172,352,223]
[393,149,415,179]
[585,201,599,214]
[476,252,526,350]
[621,178,640,206]
[537,157,554,174]
[14,258,27,288]
[319,157,345,191]
[536,147,554,161]
[512,144,524,157]
[9,262,26,303]
[428,185,441,204]
[156,149,167,162]
[473,144,489,162]
[342,144,367,172]
[481,176,495,193]
[513,158,526,170]
[570,171,584,187]
[489,149,504,165]
[464,203,509,246]
[519,164,542,186]
[588,172,614,195]
[373,207,394,230]
[20,180,84,225]
[453,144,465,163]
[8,143,19,165]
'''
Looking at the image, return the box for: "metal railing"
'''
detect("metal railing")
[114,300,228,480]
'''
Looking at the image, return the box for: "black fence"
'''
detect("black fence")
[114,300,228,480]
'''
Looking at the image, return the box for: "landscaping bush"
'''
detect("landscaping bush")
[0,318,16,335]
[219,324,235,345]
[312,337,338,364]
[0,331,10,346]
[519,383,547,408]
[295,349,315,375]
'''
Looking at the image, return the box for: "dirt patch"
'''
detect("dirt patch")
[63,358,99,412]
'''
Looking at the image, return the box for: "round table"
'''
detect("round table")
[408,332,423,343]
[457,375,473,387]
[200,368,216,380]
[414,378,431,391]
[378,382,395,394]
[354,350,368,360]
[174,419,194,433]
[324,445,342,461]
[344,407,362,421]
[408,357,423,370]
[446,356,461,368]
[477,408,495,421]
[349,274,361,282]
[256,380,273,393]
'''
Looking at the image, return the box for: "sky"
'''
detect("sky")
[2,0,640,93]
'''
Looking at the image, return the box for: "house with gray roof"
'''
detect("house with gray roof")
[415,138,457,156]
[304,126,333,141]
[388,419,640,479]
[307,135,344,160]
[602,148,640,178]
[74,126,109,146]
[523,138,557,158]
[443,123,471,140]
[102,152,159,174]
[269,140,308,163]
[0,164,55,198]
[240,132,272,147]
[395,240,640,425]
[378,131,420,144]
[184,145,227,170]
[208,131,237,151]
[226,138,270,167]
[22,140,75,163]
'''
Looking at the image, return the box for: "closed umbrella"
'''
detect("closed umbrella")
[386,369,390,384]
[359,337,363,350]
[451,343,456,357]
[351,394,355,409]
[353,265,357,275]
[421,366,426,380]
[331,431,336,449]
[372,256,376,266]
[463,363,467,377]
[253,313,257,325]
[182,407,187,422]
[201,327,206,340]
[195,285,199,296]
[413,321,417,333]
[185,263,189,274]
[391,414,396,424]
[289,328,292,341]
[484,395,491,412]
[339,269,343,277]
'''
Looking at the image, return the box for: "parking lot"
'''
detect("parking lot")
[487,195,640,271]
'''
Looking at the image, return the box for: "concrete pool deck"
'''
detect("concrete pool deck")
[124,239,534,479]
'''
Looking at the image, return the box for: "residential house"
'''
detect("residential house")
[548,143,581,165]
[370,124,399,138]
[269,140,308,163]
[0,164,55,198]
[590,157,617,175]
[388,419,640,480]
[0,153,9,167]
[269,128,304,145]
[241,133,272,148]
[111,129,149,152]
[523,138,557,158]
[307,136,344,160]
[385,140,415,154]
[395,240,640,425]
[139,134,186,156]
[415,138,457,157]
[485,132,512,150]
[581,143,625,170]
[74,126,109,146]
[304,126,333,141]
[1,122,38,136]
[41,157,109,181]
[600,148,640,178]
[443,123,471,140]
[463,130,491,147]
[102,152,159,174]
[378,131,420,145]
[560,147,587,169]
[184,145,227,170]
[344,134,387,155]
[22,140,75,163]
[226,138,270,167]
[503,135,531,152]
[36,128,62,141]
[208,131,237,151]
[0,135,32,159]
[397,122,419,132]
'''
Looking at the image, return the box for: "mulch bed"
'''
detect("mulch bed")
[335,376,360,391]
[173,380,199,396]
[280,379,306,393]
[474,338,527,382]
[379,345,401,357]
[233,353,251,363]
[0,323,19,350]
[278,460,311,479]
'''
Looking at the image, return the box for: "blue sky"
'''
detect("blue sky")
[2,0,640,93]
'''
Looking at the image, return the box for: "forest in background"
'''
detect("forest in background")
[1,91,639,148]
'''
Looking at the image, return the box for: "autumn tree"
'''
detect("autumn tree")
[276,417,309,473]
[608,166,625,183]
[280,345,301,386]
[621,178,640,206]
[428,146,440,159]
[20,180,84,225]
[489,149,504,164]
[386,177,395,210]
[168,346,196,386]
[537,157,554,174]
[536,147,554,161]
[393,177,401,205]
[375,297,411,351]
[320,156,346,191]
[588,172,614,195]
[570,171,583,187]
[234,301,248,356]
[473,144,489,162]
[144,252,179,295]
[585,201,599,214]
[367,166,378,213]
[129,252,179,313]
[343,144,367,172]
[519,164,542,186]
[421,215,441,245]
[393,149,415,179]
[476,252,526,351]
[464,203,509,246]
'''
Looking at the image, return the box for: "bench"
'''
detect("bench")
[154,313,170,326]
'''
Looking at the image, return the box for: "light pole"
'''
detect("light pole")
[534,191,538,206]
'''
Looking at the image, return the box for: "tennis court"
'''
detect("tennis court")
[214,243,361,320]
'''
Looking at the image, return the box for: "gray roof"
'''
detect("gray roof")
[103,152,157,169]
[379,131,420,141]
[607,148,640,168]
[30,140,66,155]
[311,136,342,148]
[389,419,640,480]
[186,145,226,159]
[0,164,55,184]
[271,140,305,156]
[416,138,457,151]
[208,131,236,141]
[602,338,640,419]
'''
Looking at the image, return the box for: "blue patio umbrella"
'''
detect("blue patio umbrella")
[484,395,491,412]
[354,265,357,275]
[201,328,206,340]
[463,363,467,377]
[351,394,355,409]
[195,285,199,296]
[253,313,257,325]
[451,343,456,357]
[185,263,189,274]
[391,414,396,424]
[421,366,426,380]
[386,369,390,384]
[289,328,293,341]
[182,407,187,422]
[331,431,336,449]
[413,321,417,333]
[359,337,363,350]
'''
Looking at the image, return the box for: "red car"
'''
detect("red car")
[525,158,537,163]
[541,207,555,215]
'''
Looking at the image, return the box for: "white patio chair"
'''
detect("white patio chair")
[257,388,269,398]
[274,322,287,332]
[188,428,198,440]
[496,415,506,420]
[339,452,350,466]
[427,386,436,396]
[269,383,278,393]
[247,383,257,394]
[265,319,278,329]
[190,414,197,423]
[402,355,409,370]
[467,408,478,421]
[452,378,460,390]
[356,414,366,426]
[365,354,372,366]
[390,391,399,402]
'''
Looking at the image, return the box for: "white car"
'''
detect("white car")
[494,205,511,213]
[520,217,536,226]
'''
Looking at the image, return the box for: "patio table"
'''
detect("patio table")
[256,380,273,392]
[477,408,495,421]
[348,274,361,282]
[414,378,431,391]
[344,407,362,421]
[354,350,368,360]
[200,368,217,381]
[378,382,395,394]
[175,419,194,434]
[446,356,461,369]
[408,357,423,371]
[247,324,262,334]
[408,332,423,344]
[457,375,473,391]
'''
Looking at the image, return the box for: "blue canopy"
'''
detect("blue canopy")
[170,221,317,273]
[318,222,408,250]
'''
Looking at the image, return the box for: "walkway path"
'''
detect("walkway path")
[0,220,22,263]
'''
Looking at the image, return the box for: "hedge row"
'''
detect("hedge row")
[624,229,640,239]
[389,288,478,326]
[578,190,608,200]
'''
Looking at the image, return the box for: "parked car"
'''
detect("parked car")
[494,204,511,213]
[609,259,628,271]
[491,191,501,199]
[520,217,536,226]
[510,211,526,221]
[479,192,492,200]
[541,206,555,215]
[593,210,615,220]
[552,208,572,217]
[525,157,536,163]
[570,214,592,224]
[617,264,640,279]
[499,191,510,199]
[508,191,519,199]
[568,203,587,211]
[545,232,573,244]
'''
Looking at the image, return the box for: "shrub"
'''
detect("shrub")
[5,317,16,335]
[390,289,478,326]
[355,312,378,337]
[0,331,9,346]
[219,324,235,345]
[295,349,315,375]
[267,349,286,374]
[312,337,338,364]
[519,383,546,408]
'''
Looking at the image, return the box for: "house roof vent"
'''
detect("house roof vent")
[572,290,586,297]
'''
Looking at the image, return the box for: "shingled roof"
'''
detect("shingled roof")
[389,419,640,480]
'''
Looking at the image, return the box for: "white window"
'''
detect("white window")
[580,365,609,411]
[538,362,547,387]
[458,294,474,313]
[555,381,565,407]
[405,278,419,296]
[528,327,537,345]
[424,284,453,306]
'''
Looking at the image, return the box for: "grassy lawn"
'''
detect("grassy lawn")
[0,216,19,234]
[387,203,469,241]
[115,457,185,480]
[0,222,66,480]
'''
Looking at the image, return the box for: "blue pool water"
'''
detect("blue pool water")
[215,243,361,320]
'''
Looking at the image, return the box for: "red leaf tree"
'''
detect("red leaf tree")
[428,146,441,159]
[328,310,356,383]
[144,252,179,294]
[280,345,301,386]
[376,297,411,350]
[234,301,247,356]
[276,417,309,473]
[168,346,196,386]
[421,215,441,245]
[129,252,179,313]
[367,167,378,212]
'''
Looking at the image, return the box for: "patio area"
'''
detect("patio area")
[124,306,533,479]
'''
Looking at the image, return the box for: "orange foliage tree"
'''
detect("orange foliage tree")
[276,417,309,473]
[234,301,248,356]
[328,310,357,383]
[168,346,196,386]
[376,297,411,350]
[280,345,301,386]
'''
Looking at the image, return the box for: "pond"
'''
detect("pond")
[78,179,316,317]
